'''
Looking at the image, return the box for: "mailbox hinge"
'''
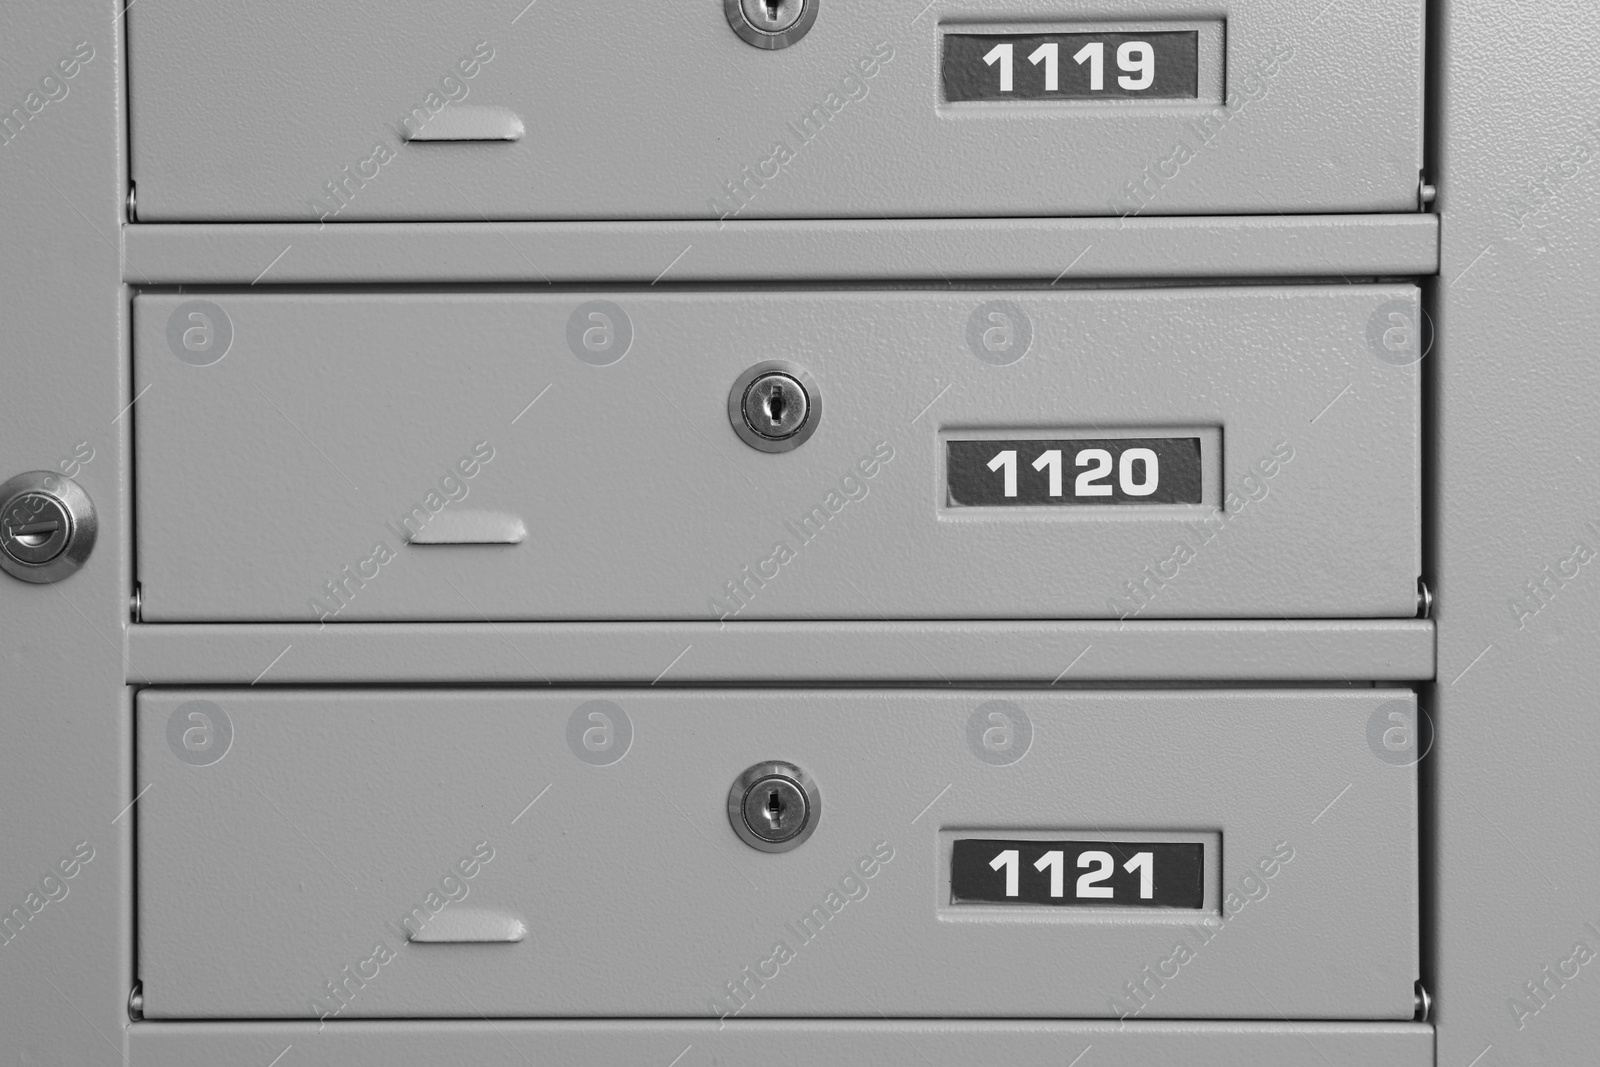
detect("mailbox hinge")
[1418,174,1438,211]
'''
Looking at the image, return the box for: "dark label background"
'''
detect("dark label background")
[943,31,1200,102]
[947,437,1203,506]
[951,839,1205,908]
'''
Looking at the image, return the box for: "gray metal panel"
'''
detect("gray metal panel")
[120,215,1441,284]
[133,286,1421,621]
[125,619,1437,684]
[129,1020,1435,1066]
[135,688,1418,1019]
[1434,1,1600,1065]
[0,4,134,1066]
[125,0,1422,220]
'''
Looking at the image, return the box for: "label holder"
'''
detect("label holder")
[937,19,1226,110]
[937,828,1224,926]
[937,425,1222,524]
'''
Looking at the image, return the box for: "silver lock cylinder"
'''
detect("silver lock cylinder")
[725,0,818,50]
[728,360,822,452]
[728,761,821,852]
[744,373,808,438]
[0,471,97,583]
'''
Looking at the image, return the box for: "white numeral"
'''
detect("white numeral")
[1031,449,1063,496]
[1119,447,1159,496]
[1076,850,1115,898]
[1034,849,1065,897]
[1074,448,1113,496]
[984,43,1014,92]
[990,848,1020,896]
[988,449,1018,497]
[985,445,1162,499]
[1027,42,1058,91]
[1117,41,1154,90]
[1072,42,1104,91]
[1124,851,1154,899]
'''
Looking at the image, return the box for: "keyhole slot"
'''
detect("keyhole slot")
[765,789,783,828]
[765,390,785,426]
[729,0,814,49]
[10,520,61,547]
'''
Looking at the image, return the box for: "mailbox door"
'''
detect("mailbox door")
[133,285,1421,622]
[127,0,1423,220]
[136,688,1419,1019]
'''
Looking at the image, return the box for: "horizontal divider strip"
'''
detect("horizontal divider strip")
[123,214,1438,285]
[130,1020,1433,1067]
[126,619,1434,685]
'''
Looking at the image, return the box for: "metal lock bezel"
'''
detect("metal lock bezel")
[727,760,822,852]
[724,0,819,50]
[727,360,822,453]
[0,471,97,583]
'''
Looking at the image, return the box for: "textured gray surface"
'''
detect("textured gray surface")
[10,0,1600,1061]
[133,286,1421,621]
[136,688,1417,1019]
[120,214,1440,283]
[125,619,1436,684]
[129,1020,1435,1066]
[1433,1,1600,1063]
[0,3,131,1066]
[126,0,1422,221]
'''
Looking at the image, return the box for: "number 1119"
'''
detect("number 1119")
[982,40,1155,93]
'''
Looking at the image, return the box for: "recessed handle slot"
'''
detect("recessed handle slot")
[405,510,526,545]
[407,908,527,943]
[403,106,524,142]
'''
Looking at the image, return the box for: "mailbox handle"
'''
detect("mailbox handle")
[406,908,527,943]
[405,511,526,545]
[403,106,524,143]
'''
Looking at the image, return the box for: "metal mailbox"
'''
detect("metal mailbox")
[126,0,1423,221]
[133,285,1421,621]
[136,687,1420,1019]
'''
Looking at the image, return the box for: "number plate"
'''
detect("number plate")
[951,839,1204,908]
[943,31,1200,102]
[946,437,1202,506]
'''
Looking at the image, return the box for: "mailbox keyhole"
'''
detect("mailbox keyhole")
[765,789,783,829]
[765,391,785,426]
[729,0,814,48]
[11,520,60,547]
